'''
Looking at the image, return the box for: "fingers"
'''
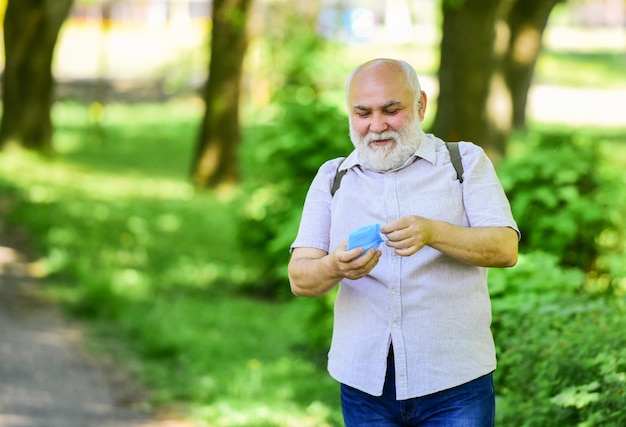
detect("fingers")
[381,216,431,256]
[335,242,364,263]
[343,248,381,279]
[385,234,425,256]
[380,218,408,235]
[334,243,382,280]
[382,220,414,248]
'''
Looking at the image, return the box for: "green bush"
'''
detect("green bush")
[498,132,610,270]
[487,251,626,426]
[487,236,626,426]
[489,251,585,316]
[494,294,626,427]
[237,100,349,297]
[235,16,351,298]
[490,132,626,425]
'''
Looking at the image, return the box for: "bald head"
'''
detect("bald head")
[347,59,422,110]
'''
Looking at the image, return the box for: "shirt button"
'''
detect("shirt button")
[392,322,398,328]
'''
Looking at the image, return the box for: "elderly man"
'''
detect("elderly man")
[288,58,519,427]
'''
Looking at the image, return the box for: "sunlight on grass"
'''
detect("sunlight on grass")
[0,100,344,426]
[110,295,343,426]
[0,146,195,201]
[53,100,202,180]
[193,400,337,427]
[536,50,626,88]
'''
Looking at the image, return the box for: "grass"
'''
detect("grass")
[53,100,201,180]
[536,49,626,88]
[104,294,341,426]
[0,100,343,426]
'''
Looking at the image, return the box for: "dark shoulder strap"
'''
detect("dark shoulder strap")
[446,142,464,183]
[331,144,464,196]
[331,158,347,196]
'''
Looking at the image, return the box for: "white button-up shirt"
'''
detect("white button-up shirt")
[291,133,519,399]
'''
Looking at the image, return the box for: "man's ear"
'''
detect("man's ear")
[418,91,428,121]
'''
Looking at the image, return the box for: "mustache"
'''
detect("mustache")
[363,131,400,144]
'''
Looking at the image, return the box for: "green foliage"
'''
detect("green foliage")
[53,100,199,180]
[489,251,626,426]
[443,0,467,9]
[236,23,351,297]
[488,131,626,426]
[237,101,349,297]
[290,290,338,363]
[259,7,346,106]
[0,142,248,308]
[0,101,343,426]
[494,294,626,427]
[489,251,585,316]
[498,131,610,270]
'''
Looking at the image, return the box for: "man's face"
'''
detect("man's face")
[348,63,424,171]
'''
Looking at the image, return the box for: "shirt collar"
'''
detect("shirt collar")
[339,132,437,172]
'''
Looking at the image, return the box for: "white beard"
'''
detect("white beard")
[350,115,425,172]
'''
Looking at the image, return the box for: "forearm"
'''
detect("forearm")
[288,252,343,297]
[289,245,382,297]
[429,221,518,267]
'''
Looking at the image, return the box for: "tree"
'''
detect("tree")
[191,0,253,188]
[431,0,563,161]
[504,0,564,128]
[0,0,74,151]
[431,0,501,158]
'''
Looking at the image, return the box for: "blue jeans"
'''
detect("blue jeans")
[340,348,495,427]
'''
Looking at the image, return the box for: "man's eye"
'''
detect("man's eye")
[385,109,400,115]
[355,112,370,117]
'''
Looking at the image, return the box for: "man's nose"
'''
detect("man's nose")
[369,113,388,134]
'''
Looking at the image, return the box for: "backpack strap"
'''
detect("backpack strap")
[330,158,347,197]
[446,142,464,183]
[331,143,464,196]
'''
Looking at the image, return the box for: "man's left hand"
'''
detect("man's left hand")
[381,216,432,256]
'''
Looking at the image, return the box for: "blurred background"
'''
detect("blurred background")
[1,0,625,426]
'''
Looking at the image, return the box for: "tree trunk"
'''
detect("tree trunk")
[191,0,253,189]
[431,0,561,161]
[503,0,563,129]
[0,0,74,151]
[431,0,501,159]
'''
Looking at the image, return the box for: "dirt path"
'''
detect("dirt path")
[0,224,194,427]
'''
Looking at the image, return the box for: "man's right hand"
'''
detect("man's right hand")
[288,242,381,297]
[332,241,382,280]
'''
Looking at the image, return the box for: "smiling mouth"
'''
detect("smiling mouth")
[370,138,393,146]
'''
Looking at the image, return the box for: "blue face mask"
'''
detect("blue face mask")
[347,223,384,253]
